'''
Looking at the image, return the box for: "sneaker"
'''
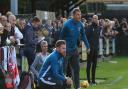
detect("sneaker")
[91,82,97,86]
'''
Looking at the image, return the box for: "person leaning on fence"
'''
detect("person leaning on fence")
[8,14,23,45]
[38,40,72,89]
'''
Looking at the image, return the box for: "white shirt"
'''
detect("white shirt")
[14,26,23,40]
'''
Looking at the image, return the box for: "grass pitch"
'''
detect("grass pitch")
[80,56,128,89]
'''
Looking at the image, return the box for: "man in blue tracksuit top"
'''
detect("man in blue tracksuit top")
[38,40,72,89]
[60,8,90,89]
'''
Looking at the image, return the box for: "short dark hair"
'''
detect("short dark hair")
[72,8,81,15]
[55,40,66,47]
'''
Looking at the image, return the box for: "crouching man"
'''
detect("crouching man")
[38,40,72,89]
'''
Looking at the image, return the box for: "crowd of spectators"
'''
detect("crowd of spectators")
[0,11,128,88]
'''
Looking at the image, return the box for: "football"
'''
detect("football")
[80,80,89,88]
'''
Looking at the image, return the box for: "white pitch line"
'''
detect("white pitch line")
[107,76,123,85]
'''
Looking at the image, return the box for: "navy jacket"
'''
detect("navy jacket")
[23,23,38,48]
[85,23,100,51]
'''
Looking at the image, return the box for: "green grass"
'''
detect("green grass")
[80,56,128,89]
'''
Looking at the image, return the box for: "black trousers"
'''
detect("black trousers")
[39,81,67,89]
[86,49,98,83]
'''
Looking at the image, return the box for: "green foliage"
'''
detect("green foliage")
[18,0,32,14]
[80,5,87,14]
[0,0,9,5]
[80,3,107,13]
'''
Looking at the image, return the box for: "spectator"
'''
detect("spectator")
[51,21,60,45]
[17,18,26,44]
[0,23,4,46]
[23,16,40,67]
[31,40,49,88]
[31,40,49,79]
[0,23,4,34]
[17,17,26,69]
[8,15,23,45]
[6,11,13,21]
[1,15,7,27]
[0,22,11,46]
[35,25,45,43]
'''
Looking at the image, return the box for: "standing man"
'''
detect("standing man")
[86,15,100,85]
[60,8,90,89]
[23,16,40,67]
[38,40,72,89]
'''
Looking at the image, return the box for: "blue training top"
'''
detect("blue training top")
[60,18,90,52]
[38,50,66,85]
